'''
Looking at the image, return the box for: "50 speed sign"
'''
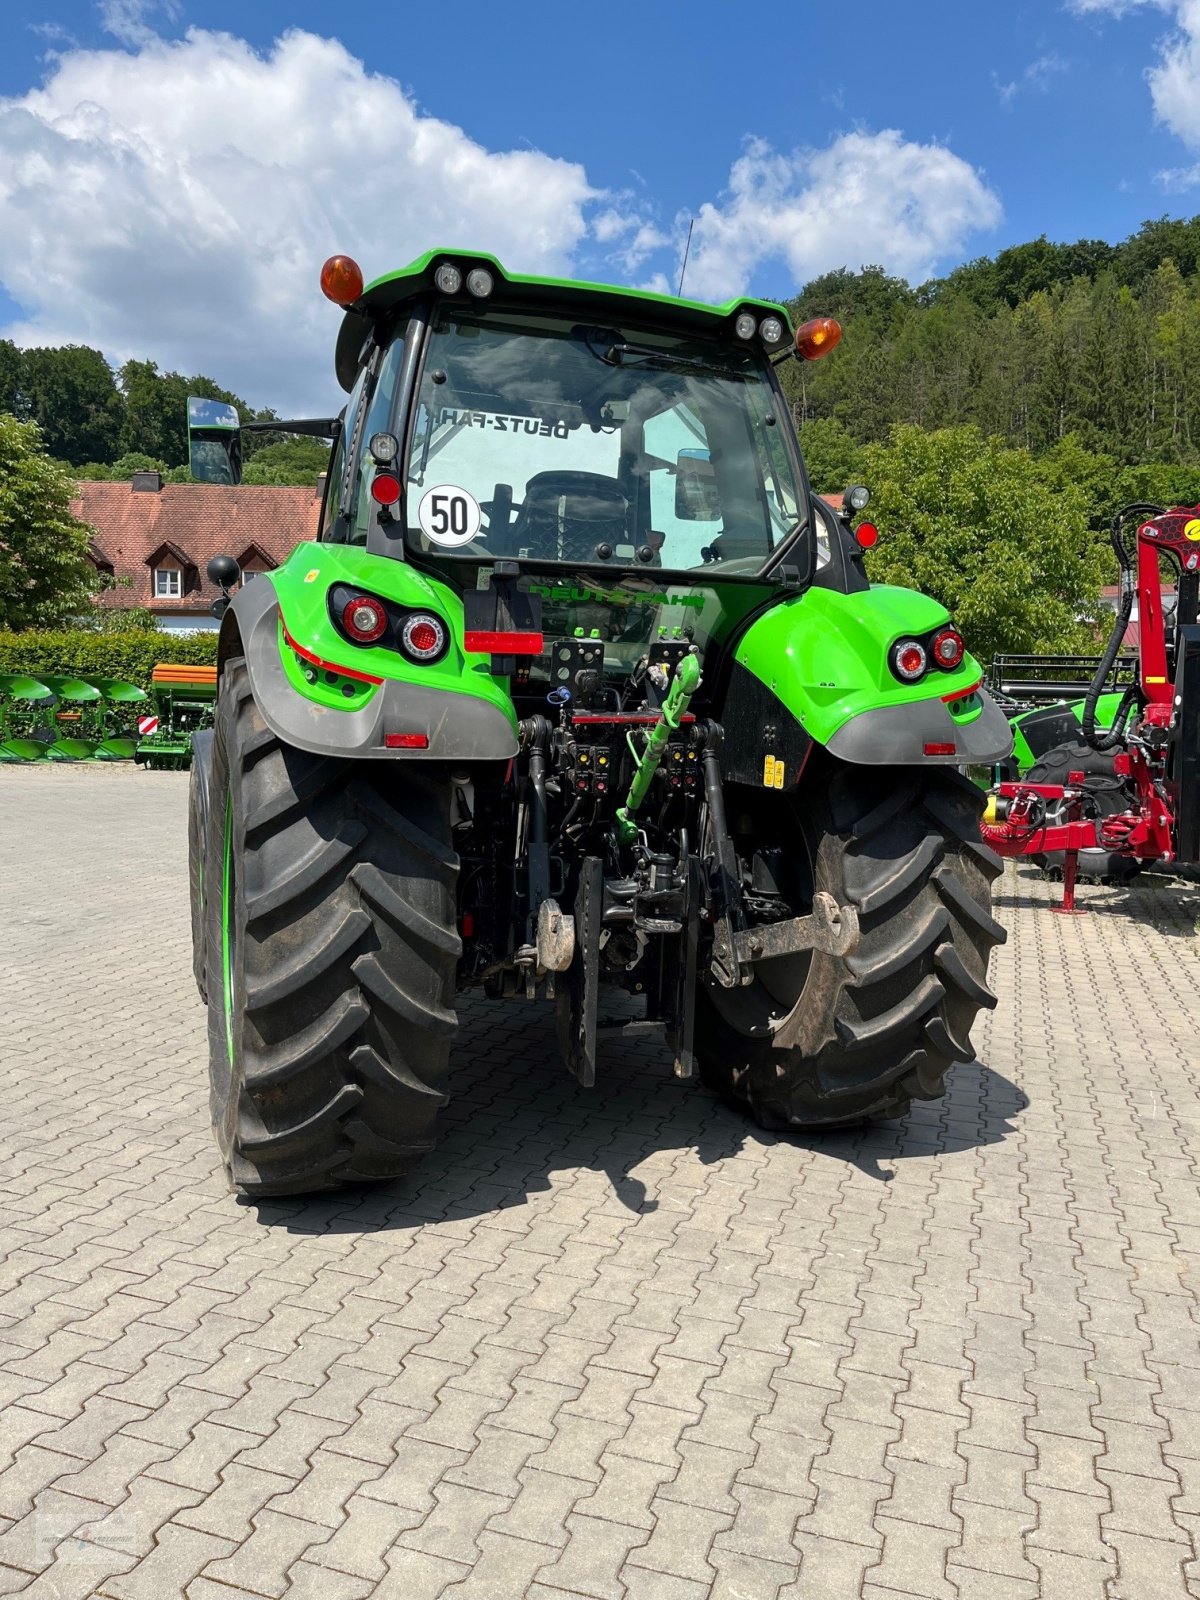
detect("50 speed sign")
[418,485,481,548]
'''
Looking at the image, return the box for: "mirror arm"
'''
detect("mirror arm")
[242,418,340,438]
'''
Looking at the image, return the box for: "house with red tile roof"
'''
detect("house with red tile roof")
[74,472,324,632]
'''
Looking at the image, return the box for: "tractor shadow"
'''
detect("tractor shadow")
[251,997,1027,1234]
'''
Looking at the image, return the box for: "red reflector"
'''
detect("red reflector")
[280,618,383,685]
[370,473,401,506]
[855,521,878,549]
[923,742,957,756]
[942,679,982,704]
[464,631,544,655]
[384,732,429,749]
[461,913,475,938]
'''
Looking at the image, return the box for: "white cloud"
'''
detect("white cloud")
[1064,0,1200,180]
[679,132,1002,302]
[1146,0,1200,154]
[995,53,1070,105]
[98,0,180,48]
[0,27,1003,412]
[0,28,596,410]
[1065,0,1165,14]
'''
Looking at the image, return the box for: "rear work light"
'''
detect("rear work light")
[341,595,387,644]
[891,639,927,682]
[401,613,448,662]
[931,628,965,670]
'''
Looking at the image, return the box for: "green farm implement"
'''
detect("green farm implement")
[187,248,1012,1198]
[135,664,217,769]
[0,672,147,762]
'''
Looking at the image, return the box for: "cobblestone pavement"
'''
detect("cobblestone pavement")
[1,766,1199,1600]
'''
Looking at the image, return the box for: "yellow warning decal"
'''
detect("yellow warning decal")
[763,755,777,787]
[1185,519,1200,541]
[774,760,785,789]
[1146,675,1167,684]
[304,568,320,583]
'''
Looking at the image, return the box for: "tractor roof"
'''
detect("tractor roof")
[335,249,791,392]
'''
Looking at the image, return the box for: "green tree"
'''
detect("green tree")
[857,425,1106,663]
[18,346,123,465]
[0,415,97,629]
[242,435,330,485]
[0,340,21,417]
[798,418,861,495]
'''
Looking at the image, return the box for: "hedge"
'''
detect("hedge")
[0,628,218,694]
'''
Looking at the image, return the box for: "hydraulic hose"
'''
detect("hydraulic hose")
[1083,503,1161,753]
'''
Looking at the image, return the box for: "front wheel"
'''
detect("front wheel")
[696,762,1005,1128]
[203,659,461,1196]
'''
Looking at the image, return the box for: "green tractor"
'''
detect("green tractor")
[188,249,1012,1197]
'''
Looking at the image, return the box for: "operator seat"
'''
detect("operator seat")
[505,471,629,562]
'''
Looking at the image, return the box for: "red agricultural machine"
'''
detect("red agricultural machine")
[983,502,1200,909]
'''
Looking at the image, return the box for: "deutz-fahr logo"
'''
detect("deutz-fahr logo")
[530,582,705,611]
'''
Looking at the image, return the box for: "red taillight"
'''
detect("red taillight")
[370,472,401,506]
[341,596,388,643]
[855,522,878,549]
[931,628,964,670]
[891,640,927,682]
[400,613,447,662]
[463,630,544,655]
[384,732,429,749]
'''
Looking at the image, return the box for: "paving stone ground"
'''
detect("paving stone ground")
[1,765,1199,1600]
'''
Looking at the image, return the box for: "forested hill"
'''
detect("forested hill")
[779,214,1200,477]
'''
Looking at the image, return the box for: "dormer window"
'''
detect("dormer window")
[154,568,183,598]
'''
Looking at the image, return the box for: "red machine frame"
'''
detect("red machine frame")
[982,504,1200,910]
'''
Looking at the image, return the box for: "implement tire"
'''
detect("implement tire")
[1026,739,1136,882]
[188,730,213,1003]
[697,762,1004,1128]
[204,658,460,1197]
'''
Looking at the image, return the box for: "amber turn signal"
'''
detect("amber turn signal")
[795,316,842,361]
[320,255,365,307]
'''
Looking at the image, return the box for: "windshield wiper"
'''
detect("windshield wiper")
[602,342,745,378]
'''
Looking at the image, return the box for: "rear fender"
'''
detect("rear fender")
[218,543,518,762]
[727,584,1012,769]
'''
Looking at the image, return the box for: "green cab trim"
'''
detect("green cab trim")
[336,251,793,392]
[263,541,518,736]
[734,584,982,746]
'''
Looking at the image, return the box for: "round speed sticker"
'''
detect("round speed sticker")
[418,484,481,548]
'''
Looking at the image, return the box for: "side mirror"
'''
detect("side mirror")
[206,554,241,588]
[188,397,243,485]
[674,448,721,521]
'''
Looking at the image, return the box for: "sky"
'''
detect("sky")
[0,0,1198,412]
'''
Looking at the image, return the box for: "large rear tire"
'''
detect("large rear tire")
[697,762,1004,1128]
[203,659,460,1196]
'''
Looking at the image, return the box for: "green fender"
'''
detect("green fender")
[731,584,1013,767]
[219,541,519,761]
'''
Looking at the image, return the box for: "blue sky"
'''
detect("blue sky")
[0,0,1194,408]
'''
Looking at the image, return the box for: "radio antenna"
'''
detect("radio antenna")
[677,218,695,298]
